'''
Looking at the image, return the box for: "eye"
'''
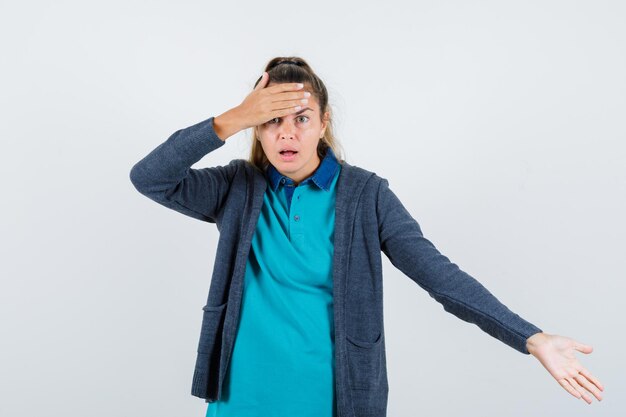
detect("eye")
[267,115,309,125]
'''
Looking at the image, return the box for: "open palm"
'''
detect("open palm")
[526,332,604,404]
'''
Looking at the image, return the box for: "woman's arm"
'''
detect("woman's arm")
[129,115,239,223]
[377,178,605,403]
[376,177,543,354]
[129,77,308,224]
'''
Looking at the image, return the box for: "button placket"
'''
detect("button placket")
[291,188,304,244]
[293,189,300,222]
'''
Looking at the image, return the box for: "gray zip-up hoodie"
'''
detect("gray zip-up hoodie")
[129,115,543,417]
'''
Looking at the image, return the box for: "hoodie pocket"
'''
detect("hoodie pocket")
[197,302,228,354]
[192,302,228,401]
[346,331,383,390]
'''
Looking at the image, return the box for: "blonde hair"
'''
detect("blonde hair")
[247,56,345,174]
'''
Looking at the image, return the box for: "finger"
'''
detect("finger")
[573,341,593,354]
[567,377,592,404]
[270,105,306,120]
[270,90,310,104]
[579,367,605,392]
[270,97,309,113]
[267,94,308,111]
[267,82,304,94]
[557,378,584,400]
[254,72,268,91]
[574,373,603,402]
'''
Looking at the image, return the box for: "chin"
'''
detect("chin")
[278,162,302,171]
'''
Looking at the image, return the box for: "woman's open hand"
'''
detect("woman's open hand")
[526,332,604,404]
[236,72,310,129]
[213,72,309,141]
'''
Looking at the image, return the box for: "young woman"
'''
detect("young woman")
[130,57,604,417]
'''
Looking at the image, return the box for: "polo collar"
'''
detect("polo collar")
[266,147,340,192]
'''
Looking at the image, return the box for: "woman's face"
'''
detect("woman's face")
[257,83,328,185]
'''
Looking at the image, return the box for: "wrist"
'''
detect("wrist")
[213,108,243,142]
[526,331,548,354]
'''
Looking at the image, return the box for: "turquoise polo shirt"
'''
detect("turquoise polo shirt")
[206,147,342,417]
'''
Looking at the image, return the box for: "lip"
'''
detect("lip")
[278,150,298,162]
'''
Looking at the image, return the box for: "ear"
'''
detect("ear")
[320,111,330,136]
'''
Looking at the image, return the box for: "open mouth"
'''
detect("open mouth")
[279,150,298,161]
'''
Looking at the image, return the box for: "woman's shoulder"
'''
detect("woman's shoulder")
[335,161,390,201]
[339,160,388,184]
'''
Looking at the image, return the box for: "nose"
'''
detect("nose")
[279,120,297,139]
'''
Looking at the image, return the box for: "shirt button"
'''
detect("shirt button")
[294,215,300,221]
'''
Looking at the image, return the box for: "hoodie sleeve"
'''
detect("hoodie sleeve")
[376,177,543,354]
[129,116,238,224]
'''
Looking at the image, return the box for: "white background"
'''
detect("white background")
[1,0,624,416]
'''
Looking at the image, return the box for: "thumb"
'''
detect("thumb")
[254,71,268,91]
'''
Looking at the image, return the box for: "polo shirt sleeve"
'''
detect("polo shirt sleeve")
[376,177,543,355]
[129,115,238,224]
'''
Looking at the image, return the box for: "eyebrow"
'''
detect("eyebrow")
[266,107,314,124]
[294,107,313,115]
